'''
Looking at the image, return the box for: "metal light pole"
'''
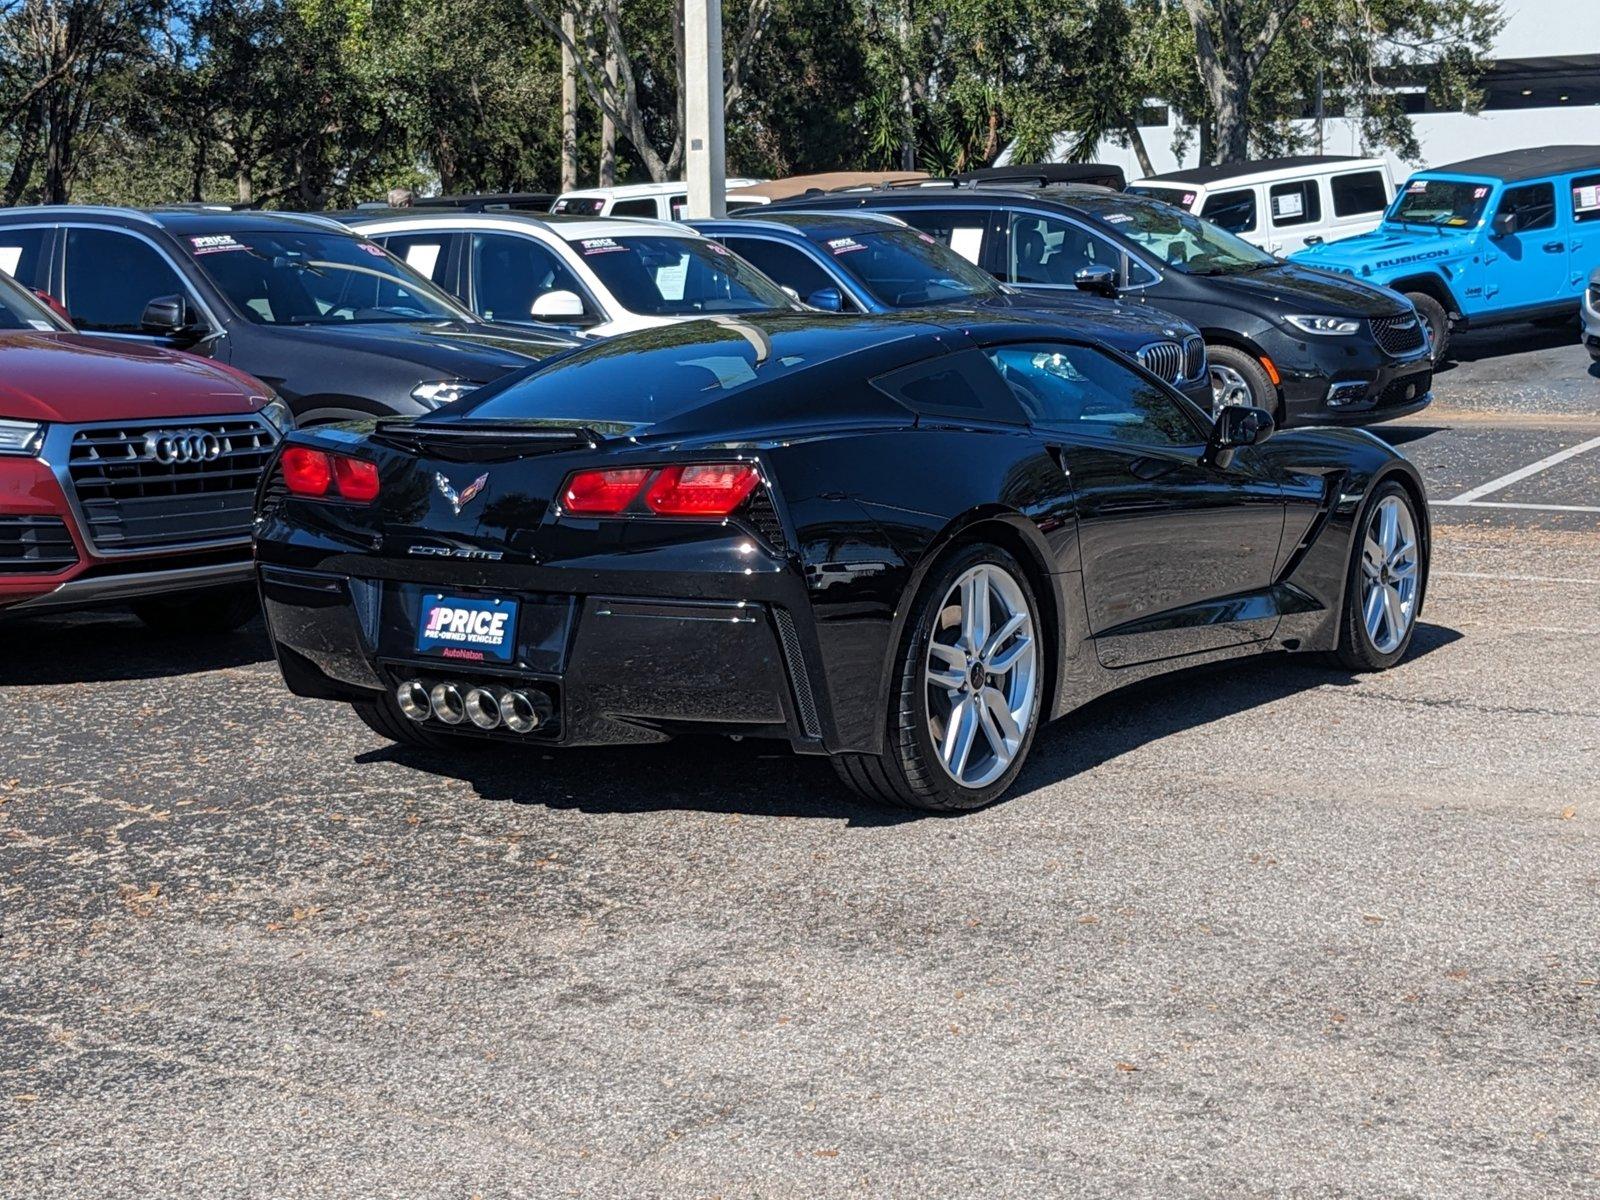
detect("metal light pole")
[682,0,726,218]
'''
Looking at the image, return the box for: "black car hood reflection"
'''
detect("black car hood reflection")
[1208,262,1403,316]
[255,319,577,377]
[965,290,1197,339]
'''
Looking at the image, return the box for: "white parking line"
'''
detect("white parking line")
[1445,435,1600,503]
[1432,499,1600,514]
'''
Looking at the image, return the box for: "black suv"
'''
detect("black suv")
[774,183,1433,425]
[0,208,577,424]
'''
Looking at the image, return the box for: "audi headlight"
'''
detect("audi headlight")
[411,380,481,409]
[259,395,295,436]
[0,419,44,456]
[1284,314,1361,336]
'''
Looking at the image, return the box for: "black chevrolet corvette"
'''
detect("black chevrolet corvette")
[255,312,1429,811]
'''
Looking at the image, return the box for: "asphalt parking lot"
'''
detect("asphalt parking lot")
[2,327,1597,1198]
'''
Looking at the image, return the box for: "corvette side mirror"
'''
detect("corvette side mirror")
[1207,403,1275,467]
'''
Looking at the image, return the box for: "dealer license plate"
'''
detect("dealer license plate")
[416,593,518,662]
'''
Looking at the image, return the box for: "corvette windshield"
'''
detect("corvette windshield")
[1081,198,1276,274]
[1388,179,1489,228]
[0,270,64,331]
[186,229,469,325]
[820,227,1001,307]
[573,235,793,316]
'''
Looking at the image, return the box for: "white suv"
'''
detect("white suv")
[1129,155,1396,256]
[349,211,797,337]
[551,179,766,220]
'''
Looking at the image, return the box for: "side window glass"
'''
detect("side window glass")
[609,198,657,217]
[0,229,48,289]
[667,195,688,219]
[64,228,189,333]
[1331,171,1389,217]
[1200,189,1257,234]
[979,342,1204,447]
[1570,173,1600,224]
[722,238,837,302]
[873,349,1027,424]
[380,234,452,285]
[1499,183,1556,233]
[1007,212,1119,286]
[471,233,591,322]
[1269,180,1321,227]
[893,209,987,266]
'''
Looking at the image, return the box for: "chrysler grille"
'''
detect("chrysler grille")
[1370,313,1426,356]
[67,418,277,552]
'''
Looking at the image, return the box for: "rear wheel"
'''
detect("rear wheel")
[832,543,1042,812]
[1406,292,1451,364]
[1332,480,1426,672]
[1207,346,1276,418]
[134,584,258,635]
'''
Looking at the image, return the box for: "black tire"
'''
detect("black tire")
[1206,345,1277,419]
[831,542,1043,813]
[133,584,258,635]
[1406,292,1451,365]
[1332,479,1427,672]
[350,693,480,752]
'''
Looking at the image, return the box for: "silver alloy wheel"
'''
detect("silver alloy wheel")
[924,563,1039,789]
[1210,363,1254,413]
[1360,494,1420,654]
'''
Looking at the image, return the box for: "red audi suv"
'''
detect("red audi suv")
[0,269,289,630]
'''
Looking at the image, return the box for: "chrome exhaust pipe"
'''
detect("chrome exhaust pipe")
[428,682,466,725]
[502,690,547,734]
[464,687,503,730]
[396,680,430,722]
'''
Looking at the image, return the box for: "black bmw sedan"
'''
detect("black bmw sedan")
[255,312,1430,811]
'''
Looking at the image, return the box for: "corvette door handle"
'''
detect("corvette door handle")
[1543,241,1565,253]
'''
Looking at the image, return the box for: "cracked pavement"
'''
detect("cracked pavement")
[1,326,1597,1198]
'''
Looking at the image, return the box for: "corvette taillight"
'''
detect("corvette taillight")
[563,467,651,514]
[645,464,760,515]
[561,463,761,517]
[281,447,380,502]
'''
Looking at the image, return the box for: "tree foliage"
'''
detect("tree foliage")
[0,0,1503,206]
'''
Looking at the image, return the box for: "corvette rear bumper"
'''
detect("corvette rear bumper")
[259,562,830,753]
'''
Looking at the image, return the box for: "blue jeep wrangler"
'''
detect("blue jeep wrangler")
[1292,145,1600,361]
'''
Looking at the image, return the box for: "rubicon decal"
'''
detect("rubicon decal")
[416,594,518,661]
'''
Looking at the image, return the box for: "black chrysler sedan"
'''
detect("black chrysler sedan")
[255,312,1430,811]
[0,208,577,425]
[772,183,1434,426]
[691,211,1213,409]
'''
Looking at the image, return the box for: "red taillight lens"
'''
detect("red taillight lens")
[281,447,379,502]
[281,447,332,496]
[563,467,650,514]
[645,463,761,516]
[332,455,381,502]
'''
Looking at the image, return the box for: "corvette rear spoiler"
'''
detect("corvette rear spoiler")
[370,418,608,459]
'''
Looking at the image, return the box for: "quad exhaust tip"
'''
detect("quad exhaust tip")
[395,680,549,734]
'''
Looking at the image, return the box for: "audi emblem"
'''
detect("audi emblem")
[143,429,223,464]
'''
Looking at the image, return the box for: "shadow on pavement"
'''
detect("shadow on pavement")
[0,610,273,685]
[1435,321,1580,373]
[367,621,1464,823]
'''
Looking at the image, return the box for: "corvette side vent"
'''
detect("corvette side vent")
[772,607,822,739]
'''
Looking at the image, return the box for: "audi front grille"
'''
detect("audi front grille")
[1137,341,1184,384]
[66,418,278,552]
[1370,313,1427,356]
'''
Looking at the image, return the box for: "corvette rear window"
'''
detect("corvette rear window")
[453,319,884,427]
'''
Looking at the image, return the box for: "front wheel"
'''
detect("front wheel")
[832,543,1043,812]
[1332,480,1427,672]
[1406,292,1451,365]
[1207,346,1276,418]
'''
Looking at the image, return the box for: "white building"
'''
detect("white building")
[1053,0,1600,177]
